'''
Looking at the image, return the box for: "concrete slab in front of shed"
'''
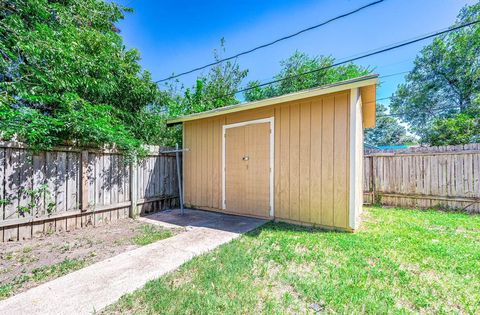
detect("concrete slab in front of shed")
[0,209,267,315]
[141,208,268,233]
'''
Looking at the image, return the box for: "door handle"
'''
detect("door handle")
[242,156,249,161]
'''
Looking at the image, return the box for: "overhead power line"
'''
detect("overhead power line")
[155,0,386,83]
[365,95,461,119]
[203,20,479,103]
[378,71,410,79]
[378,104,461,118]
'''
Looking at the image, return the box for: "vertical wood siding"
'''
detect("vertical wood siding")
[183,118,224,209]
[183,91,351,229]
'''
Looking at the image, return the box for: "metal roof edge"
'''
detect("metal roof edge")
[167,74,379,125]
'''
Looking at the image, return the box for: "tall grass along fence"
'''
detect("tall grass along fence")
[364,143,480,213]
[0,142,180,242]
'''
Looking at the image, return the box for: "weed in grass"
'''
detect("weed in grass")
[0,259,86,300]
[0,284,14,299]
[17,253,38,264]
[3,252,13,260]
[113,238,129,246]
[132,225,173,246]
[30,259,85,282]
[58,243,73,253]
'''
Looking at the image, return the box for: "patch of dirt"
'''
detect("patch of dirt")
[367,257,378,267]
[293,245,309,255]
[358,209,376,226]
[0,219,184,298]
[399,262,421,274]
[395,297,417,313]
[250,258,314,314]
[420,269,443,284]
[285,261,319,279]
[169,267,197,289]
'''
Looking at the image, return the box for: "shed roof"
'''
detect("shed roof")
[166,74,378,125]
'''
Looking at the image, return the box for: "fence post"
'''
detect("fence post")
[175,143,184,215]
[80,150,89,211]
[129,162,138,218]
[371,156,376,204]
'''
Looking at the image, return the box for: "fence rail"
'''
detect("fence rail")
[363,143,480,213]
[3,141,478,241]
[0,142,180,241]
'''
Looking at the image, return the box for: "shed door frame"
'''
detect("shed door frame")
[222,117,275,217]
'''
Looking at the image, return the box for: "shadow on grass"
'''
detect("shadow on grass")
[243,221,345,239]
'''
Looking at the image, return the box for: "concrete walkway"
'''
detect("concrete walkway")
[0,209,266,315]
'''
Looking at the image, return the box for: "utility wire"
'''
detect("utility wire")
[364,95,461,119]
[376,96,392,102]
[378,71,410,79]
[378,105,461,118]
[155,0,386,83]
[201,20,479,104]
[123,0,136,7]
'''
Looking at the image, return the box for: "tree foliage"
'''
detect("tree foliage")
[0,0,166,157]
[165,39,248,118]
[364,104,417,146]
[160,39,248,144]
[423,100,480,145]
[244,51,371,101]
[390,3,480,143]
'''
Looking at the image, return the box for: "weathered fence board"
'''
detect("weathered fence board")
[0,142,180,241]
[364,144,480,213]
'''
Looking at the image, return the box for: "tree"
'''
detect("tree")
[244,51,371,101]
[164,38,248,118]
[160,39,248,144]
[0,0,163,157]
[390,2,480,143]
[364,104,417,146]
[423,100,480,145]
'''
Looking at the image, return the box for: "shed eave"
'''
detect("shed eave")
[166,74,379,125]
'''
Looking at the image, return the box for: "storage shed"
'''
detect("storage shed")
[167,75,378,231]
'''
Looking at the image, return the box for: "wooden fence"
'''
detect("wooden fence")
[3,140,478,241]
[0,142,180,241]
[363,143,480,213]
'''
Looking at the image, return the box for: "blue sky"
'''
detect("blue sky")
[115,0,476,105]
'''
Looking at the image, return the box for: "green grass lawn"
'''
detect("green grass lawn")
[104,207,480,314]
[132,224,174,246]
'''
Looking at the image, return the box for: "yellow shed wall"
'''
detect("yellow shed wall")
[183,91,352,230]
